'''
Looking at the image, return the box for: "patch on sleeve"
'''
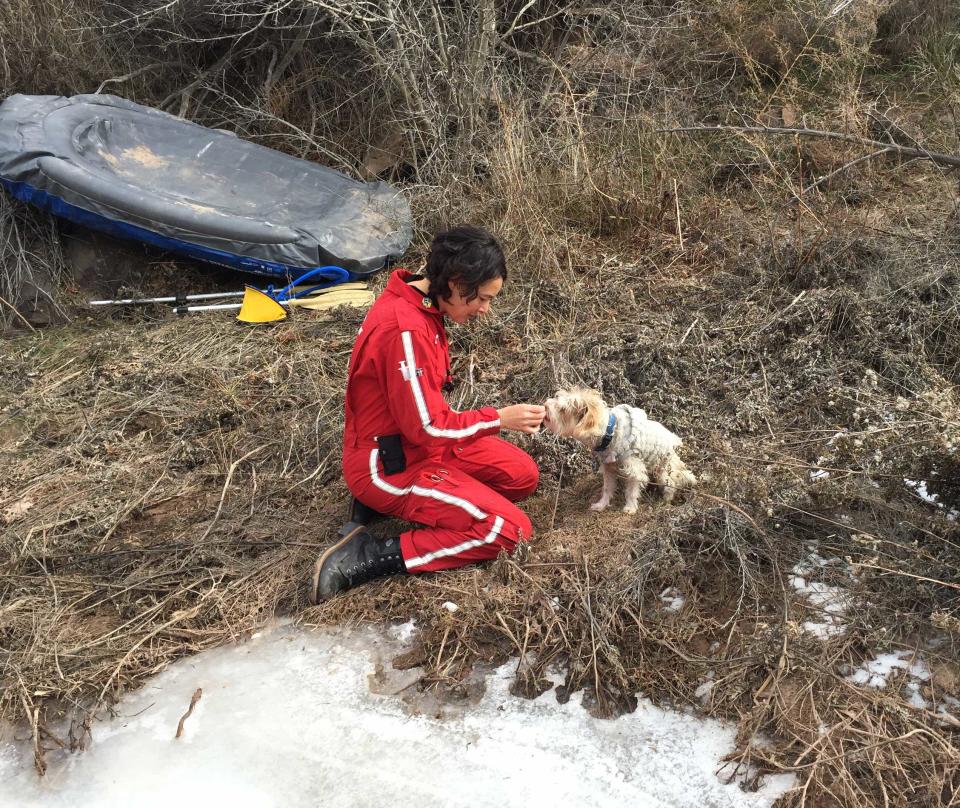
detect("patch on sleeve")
[399,360,424,380]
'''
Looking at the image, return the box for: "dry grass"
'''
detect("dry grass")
[2,1,960,805]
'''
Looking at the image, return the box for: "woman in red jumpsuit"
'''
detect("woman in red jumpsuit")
[309,226,545,602]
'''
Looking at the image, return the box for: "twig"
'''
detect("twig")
[0,292,36,332]
[549,462,564,531]
[673,177,684,251]
[852,563,960,592]
[96,472,167,552]
[497,40,554,69]
[95,62,181,94]
[20,688,45,776]
[161,49,236,114]
[199,446,265,541]
[693,490,765,533]
[788,148,895,204]
[175,688,203,739]
[262,11,316,97]
[582,557,601,705]
[657,124,960,170]
[96,603,203,707]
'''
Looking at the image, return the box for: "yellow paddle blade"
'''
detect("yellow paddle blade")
[287,288,375,311]
[237,286,287,323]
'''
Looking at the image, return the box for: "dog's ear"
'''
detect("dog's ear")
[574,389,606,435]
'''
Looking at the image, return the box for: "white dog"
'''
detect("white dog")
[543,387,696,513]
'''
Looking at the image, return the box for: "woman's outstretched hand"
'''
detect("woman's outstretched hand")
[497,404,546,434]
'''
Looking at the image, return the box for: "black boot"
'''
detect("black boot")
[308,526,406,604]
[349,496,385,527]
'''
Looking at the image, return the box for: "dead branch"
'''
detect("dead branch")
[657,124,960,170]
[160,49,236,116]
[0,291,36,332]
[95,62,182,95]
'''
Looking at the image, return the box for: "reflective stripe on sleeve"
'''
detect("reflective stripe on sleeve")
[400,331,500,439]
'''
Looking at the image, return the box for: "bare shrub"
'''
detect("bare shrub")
[875,0,960,64]
[0,0,128,95]
[0,201,67,329]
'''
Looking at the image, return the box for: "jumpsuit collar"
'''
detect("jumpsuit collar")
[386,269,445,320]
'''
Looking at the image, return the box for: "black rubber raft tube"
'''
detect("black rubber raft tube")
[0,94,412,279]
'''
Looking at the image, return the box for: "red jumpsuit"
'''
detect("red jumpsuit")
[342,269,538,573]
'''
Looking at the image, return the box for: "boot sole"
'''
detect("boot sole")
[308,524,367,605]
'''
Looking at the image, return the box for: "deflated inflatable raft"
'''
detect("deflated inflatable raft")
[0,94,411,279]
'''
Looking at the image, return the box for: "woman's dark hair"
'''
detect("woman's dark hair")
[425,225,506,302]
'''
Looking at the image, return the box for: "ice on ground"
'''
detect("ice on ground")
[386,618,417,643]
[791,549,852,638]
[0,622,795,808]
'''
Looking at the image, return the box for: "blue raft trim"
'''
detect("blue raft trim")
[0,177,363,282]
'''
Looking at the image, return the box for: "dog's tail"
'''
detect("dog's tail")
[672,461,697,489]
[664,457,697,503]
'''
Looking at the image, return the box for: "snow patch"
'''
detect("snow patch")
[809,457,830,482]
[695,672,716,705]
[904,479,959,521]
[846,650,930,689]
[791,549,852,638]
[846,650,934,710]
[659,587,685,613]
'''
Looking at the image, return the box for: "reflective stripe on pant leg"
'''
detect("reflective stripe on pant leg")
[367,449,523,572]
[404,515,504,570]
[367,449,487,520]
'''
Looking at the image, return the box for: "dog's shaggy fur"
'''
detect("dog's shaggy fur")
[543,387,696,513]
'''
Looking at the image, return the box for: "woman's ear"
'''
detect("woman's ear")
[452,278,473,302]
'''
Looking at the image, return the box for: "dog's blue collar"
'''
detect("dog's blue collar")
[594,412,616,453]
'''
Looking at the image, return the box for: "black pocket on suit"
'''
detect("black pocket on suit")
[377,434,407,476]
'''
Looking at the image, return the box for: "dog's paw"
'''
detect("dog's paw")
[589,500,609,512]
[622,505,638,515]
